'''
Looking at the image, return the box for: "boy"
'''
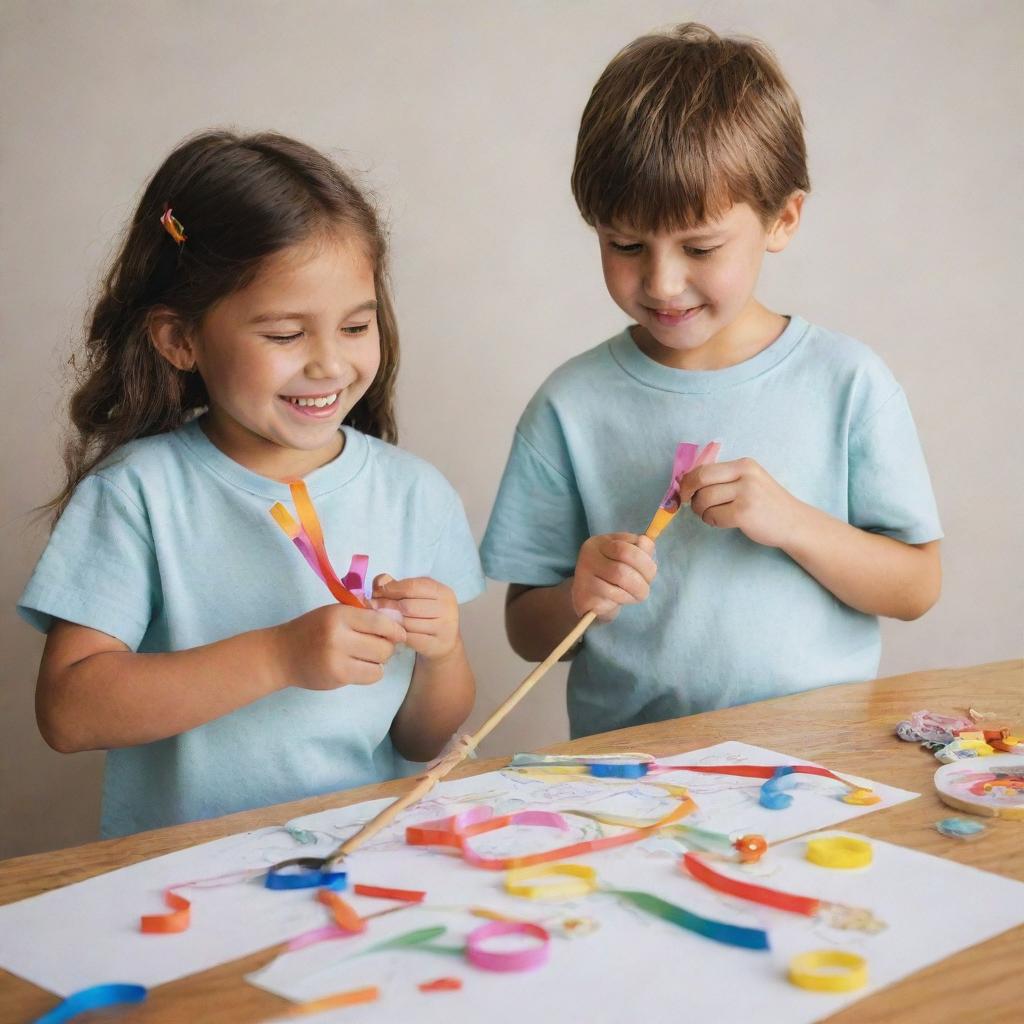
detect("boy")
[480,23,941,738]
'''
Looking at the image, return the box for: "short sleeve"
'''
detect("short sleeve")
[17,473,159,649]
[848,388,943,543]
[429,493,485,604]
[480,429,589,585]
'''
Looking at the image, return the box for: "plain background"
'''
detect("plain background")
[1,1,1020,861]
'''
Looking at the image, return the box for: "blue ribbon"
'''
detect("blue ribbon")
[590,762,649,779]
[265,857,347,890]
[33,983,147,1023]
[759,766,798,809]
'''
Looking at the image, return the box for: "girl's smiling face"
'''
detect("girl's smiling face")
[184,231,380,478]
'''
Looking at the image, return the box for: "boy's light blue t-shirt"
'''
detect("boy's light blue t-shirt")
[19,418,484,837]
[480,316,942,739]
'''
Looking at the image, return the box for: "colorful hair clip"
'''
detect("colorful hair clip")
[160,206,186,244]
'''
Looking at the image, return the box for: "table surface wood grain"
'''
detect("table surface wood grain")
[2,659,1021,1023]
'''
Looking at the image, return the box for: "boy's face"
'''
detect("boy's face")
[597,197,802,369]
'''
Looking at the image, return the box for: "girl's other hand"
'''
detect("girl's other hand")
[572,533,657,622]
[275,604,408,690]
[372,574,461,662]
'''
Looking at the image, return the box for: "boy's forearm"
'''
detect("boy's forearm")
[391,641,475,762]
[781,503,941,620]
[38,627,288,753]
[505,580,581,662]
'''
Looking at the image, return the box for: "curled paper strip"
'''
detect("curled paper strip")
[407,796,696,870]
[806,837,873,869]
[610,889,769,950]
[660,440,723,512]
[138,866,266,935]
[318,889,365,933]
[419,976,464,992]
[788,950,867,992]
[682,853,820,916]
[269,482,367,609]
[760,766,799,809]
[501,861,770,951]
[509,756,874,804]
[139,889,191,933]
[32,983,147,1024]
[353,883,426,903]
[466,921,550,972]
[281,985,380,1016]
[505,864,599,901]
[680,763,876,805]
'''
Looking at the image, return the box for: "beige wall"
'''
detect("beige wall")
[2,1,1021,860]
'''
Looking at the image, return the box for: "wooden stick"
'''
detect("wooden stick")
[325,509,673,866]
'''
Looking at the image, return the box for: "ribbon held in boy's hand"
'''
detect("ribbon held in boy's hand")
[647,440,722,539]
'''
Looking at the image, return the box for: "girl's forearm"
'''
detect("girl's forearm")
[390,640,475,763]
[37,624,289,753]
[504,580,580,662]
[781,503,941,620]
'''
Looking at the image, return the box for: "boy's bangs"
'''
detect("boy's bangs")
[583,134,742,235]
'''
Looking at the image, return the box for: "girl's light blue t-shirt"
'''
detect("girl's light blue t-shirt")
[18,419,484,837]
[480,316,942,739]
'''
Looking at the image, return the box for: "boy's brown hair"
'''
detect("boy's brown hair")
[571,22,810,233]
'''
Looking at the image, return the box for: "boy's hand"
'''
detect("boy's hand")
[276,604,407,691]
[372,575,461,662]
[572,533,657,622]
[677,458,805,549]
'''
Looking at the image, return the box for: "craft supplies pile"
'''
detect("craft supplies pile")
[896,708,1024,822]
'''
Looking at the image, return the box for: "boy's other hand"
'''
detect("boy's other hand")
[572,533,657,622]
[372,574,462,662]
[677,458,805,549]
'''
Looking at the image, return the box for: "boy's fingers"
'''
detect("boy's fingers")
[598,540,655,573]
[690,483,739,520]
[590,576,640,607]
[701,502,739,529]
[597,563,649,601]
[599,538,657,579]
[677,461,741,503]
[637,536,656,556]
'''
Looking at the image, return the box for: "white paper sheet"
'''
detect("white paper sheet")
[249,831,1024,1024]
[2,739,986,1017]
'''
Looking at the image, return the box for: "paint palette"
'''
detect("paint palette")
[934,754,1024,819]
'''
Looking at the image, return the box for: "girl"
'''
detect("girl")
[19,131,484,838]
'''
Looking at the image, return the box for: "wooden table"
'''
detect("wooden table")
[2,659,1021,1023]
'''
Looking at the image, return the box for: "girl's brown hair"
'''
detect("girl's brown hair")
[49,129,399,520]
[571,22,810,233]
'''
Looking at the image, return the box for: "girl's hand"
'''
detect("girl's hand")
[275,604,408,690]
[676,458,806,549]
[372,575,461,662]
[572,533,657,622]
